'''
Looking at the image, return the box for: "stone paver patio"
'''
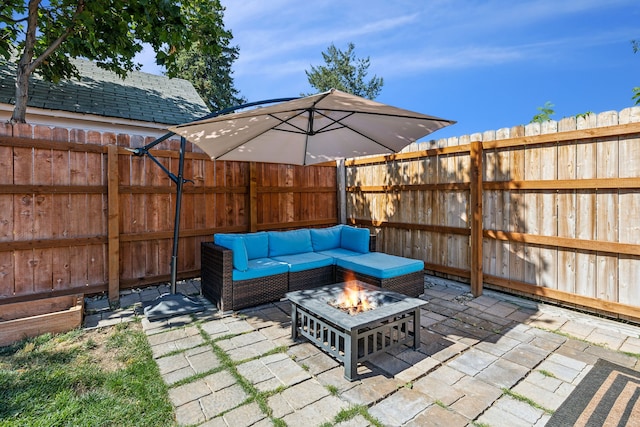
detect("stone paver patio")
[85,275,640,426]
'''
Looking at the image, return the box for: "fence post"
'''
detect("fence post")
[336,159,347,224]
[249,162,258,232]
[107,145,120,302]
[470,141,483,296]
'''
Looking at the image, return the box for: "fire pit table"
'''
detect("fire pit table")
[286,281,427,381]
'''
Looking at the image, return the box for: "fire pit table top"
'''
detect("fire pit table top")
[285,281,428,331]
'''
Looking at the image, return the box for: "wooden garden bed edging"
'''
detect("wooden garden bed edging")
[0,295,84,346]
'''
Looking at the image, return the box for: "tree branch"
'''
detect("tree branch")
[28,0,86,73]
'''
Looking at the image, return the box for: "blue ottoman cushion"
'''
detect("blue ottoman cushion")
[336,252,424,279]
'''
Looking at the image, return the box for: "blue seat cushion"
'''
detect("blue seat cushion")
[317,248,363,263]
[232,258,289,281]
[336,252,424,279]
[272,252,334,273]
[213,234,249,272]
[240,232,269,260]
[310,225,344,251]
[340,226,370,253]
[268,229,313,257]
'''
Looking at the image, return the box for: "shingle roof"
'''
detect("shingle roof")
[0,58,210,125]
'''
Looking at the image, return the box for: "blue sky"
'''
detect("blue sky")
[141,0,639,141]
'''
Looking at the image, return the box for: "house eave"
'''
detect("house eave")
[0,103,176,138]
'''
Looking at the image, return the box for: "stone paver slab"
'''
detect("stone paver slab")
[186,347,220,374]
[200,384,249,420]
[476,357,530,389]
[300,351,339,376]
[512,377,568,411]
[476,405,537,427]
[503,343,550,368]
[222,402,266,427]
[269,356,312,386]
[267,392,295,418]
[341,372,402,406]
[156,352,189,375]
[169,379,212,407]
[278,378,330,409]
[174,399,205,426]
[413,373,465,406]
[162,366,195,385]
[448,348,499,376]
[237,359,276,385]
[405,404,468,427]
[202,370,237,392]
[369,387,433,426]
[316,366,360,393]
[586,328,626,350]
[490,395,547,425]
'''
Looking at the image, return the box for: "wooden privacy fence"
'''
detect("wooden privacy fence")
[346,110,640,322]
[0,125,337,305]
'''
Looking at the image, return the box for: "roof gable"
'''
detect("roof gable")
[0,58,210,125]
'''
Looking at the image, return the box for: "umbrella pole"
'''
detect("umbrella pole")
[143,136,204,320]
[170,137,186,294]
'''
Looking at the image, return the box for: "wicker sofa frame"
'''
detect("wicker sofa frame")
[201,235,423,312]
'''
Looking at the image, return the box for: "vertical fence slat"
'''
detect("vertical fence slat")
[557,117,577,294]
[596,112,619,303]
[107,145,120,301]
[250,162,257,232]
[470,141,483,296]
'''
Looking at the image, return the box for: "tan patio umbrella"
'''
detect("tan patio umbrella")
[168,88,455,165]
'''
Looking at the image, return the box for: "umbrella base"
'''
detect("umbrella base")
[143,293,205,321]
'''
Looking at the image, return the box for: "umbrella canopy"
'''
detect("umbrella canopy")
[168,89,455,166]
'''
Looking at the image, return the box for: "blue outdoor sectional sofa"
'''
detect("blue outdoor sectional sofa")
[200,225,425,312]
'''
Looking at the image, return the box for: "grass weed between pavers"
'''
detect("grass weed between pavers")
[0,321,174,427]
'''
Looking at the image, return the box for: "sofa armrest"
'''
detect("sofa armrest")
[201,242,234,312]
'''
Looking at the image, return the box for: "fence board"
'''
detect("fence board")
[557,117,577,294]
[495,128,511,279]
[509,127,526,283]
[575,114,598,297]
[595,112,619,303]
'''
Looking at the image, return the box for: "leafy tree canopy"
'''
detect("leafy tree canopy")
[530,101,555,124]
[305,42,383,99]
[173,42,246,113]
[1,0,230,122]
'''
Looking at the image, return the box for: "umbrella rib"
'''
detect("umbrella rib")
[311,110,402,152]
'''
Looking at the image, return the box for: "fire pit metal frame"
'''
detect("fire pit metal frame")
[287,281,427,381]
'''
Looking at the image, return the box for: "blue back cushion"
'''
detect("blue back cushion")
[310,225,343,251]
[213,234,249,271]
[340,226,370,253]
[240,232,269,260]
[268,229,313,257]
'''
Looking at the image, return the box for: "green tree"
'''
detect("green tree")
[305,42,383,99]
[173,42,246,112]
[531,101,555,123]
[1,0,230,123]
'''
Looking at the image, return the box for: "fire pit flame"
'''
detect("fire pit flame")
[329,281,377,315]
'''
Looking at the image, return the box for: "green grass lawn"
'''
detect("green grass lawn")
[0,321,175,427]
